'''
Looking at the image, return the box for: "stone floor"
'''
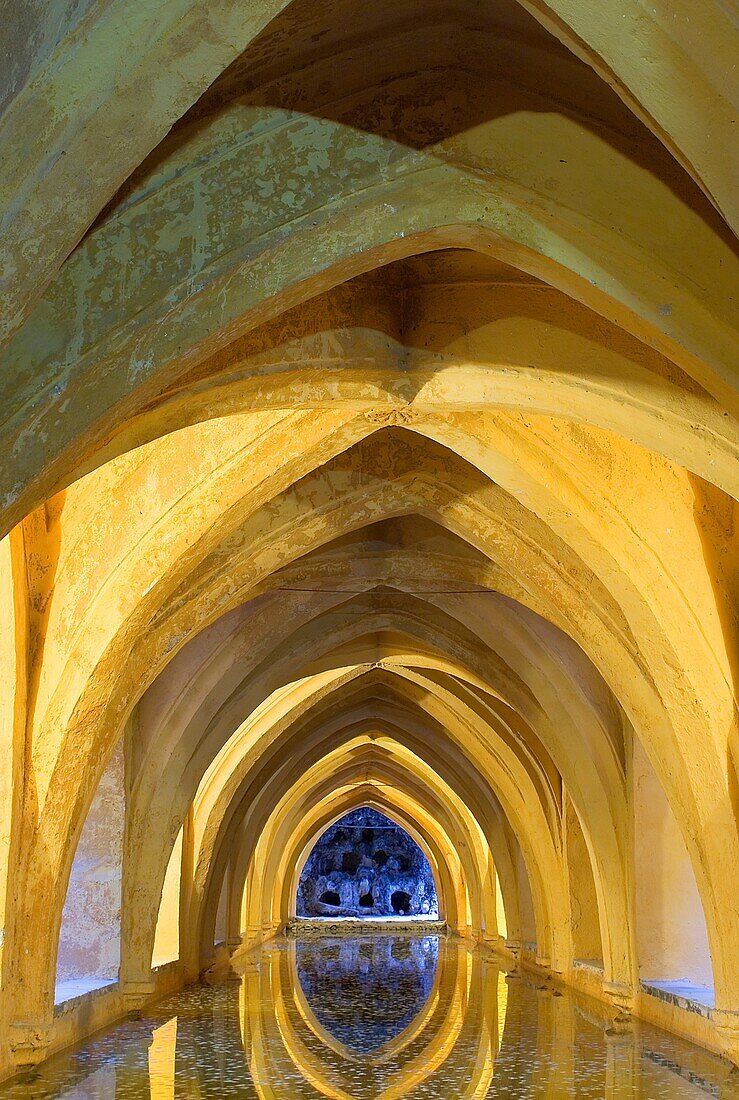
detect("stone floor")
[5,935,736,1098]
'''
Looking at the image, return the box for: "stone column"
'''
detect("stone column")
[713,1008,739,1067]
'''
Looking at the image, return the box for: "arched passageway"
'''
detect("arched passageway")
[0,0,736,1085]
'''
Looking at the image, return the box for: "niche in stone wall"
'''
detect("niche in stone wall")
[297,807,439,918]
[633,737,713,991]
[56,736,125,1001]
[152,825,184,967]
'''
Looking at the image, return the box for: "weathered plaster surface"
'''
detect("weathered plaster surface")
[56,737,124,984]
[152,826,182,968]
[633,736,713,990]
[0,0,737,1080]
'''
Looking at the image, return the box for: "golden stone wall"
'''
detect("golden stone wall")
[0,0,736,1079]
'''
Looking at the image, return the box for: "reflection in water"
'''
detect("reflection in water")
[2,935,737,1098]
[295,935,438,1052]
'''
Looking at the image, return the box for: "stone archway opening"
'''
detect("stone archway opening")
[296,807,440,920]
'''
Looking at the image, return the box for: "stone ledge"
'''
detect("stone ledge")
[640,980,715,1020]
[54,977,117,1009]
[286,918,447,937]
[573,958,605,974]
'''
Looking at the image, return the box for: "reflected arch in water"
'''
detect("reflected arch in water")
[1,936,735,1097]
[291,938,444,1060]
[239,935,502,1099]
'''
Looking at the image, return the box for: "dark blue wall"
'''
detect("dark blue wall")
[297,808,439,918]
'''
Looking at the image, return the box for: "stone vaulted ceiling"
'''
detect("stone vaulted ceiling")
[0,0,737,1075]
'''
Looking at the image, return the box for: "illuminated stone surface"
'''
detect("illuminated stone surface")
[296,808,439,918]
[1,936,737,1098]
[0,0,737,1083]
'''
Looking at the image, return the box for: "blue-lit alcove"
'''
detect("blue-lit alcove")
[296,807,439,919]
